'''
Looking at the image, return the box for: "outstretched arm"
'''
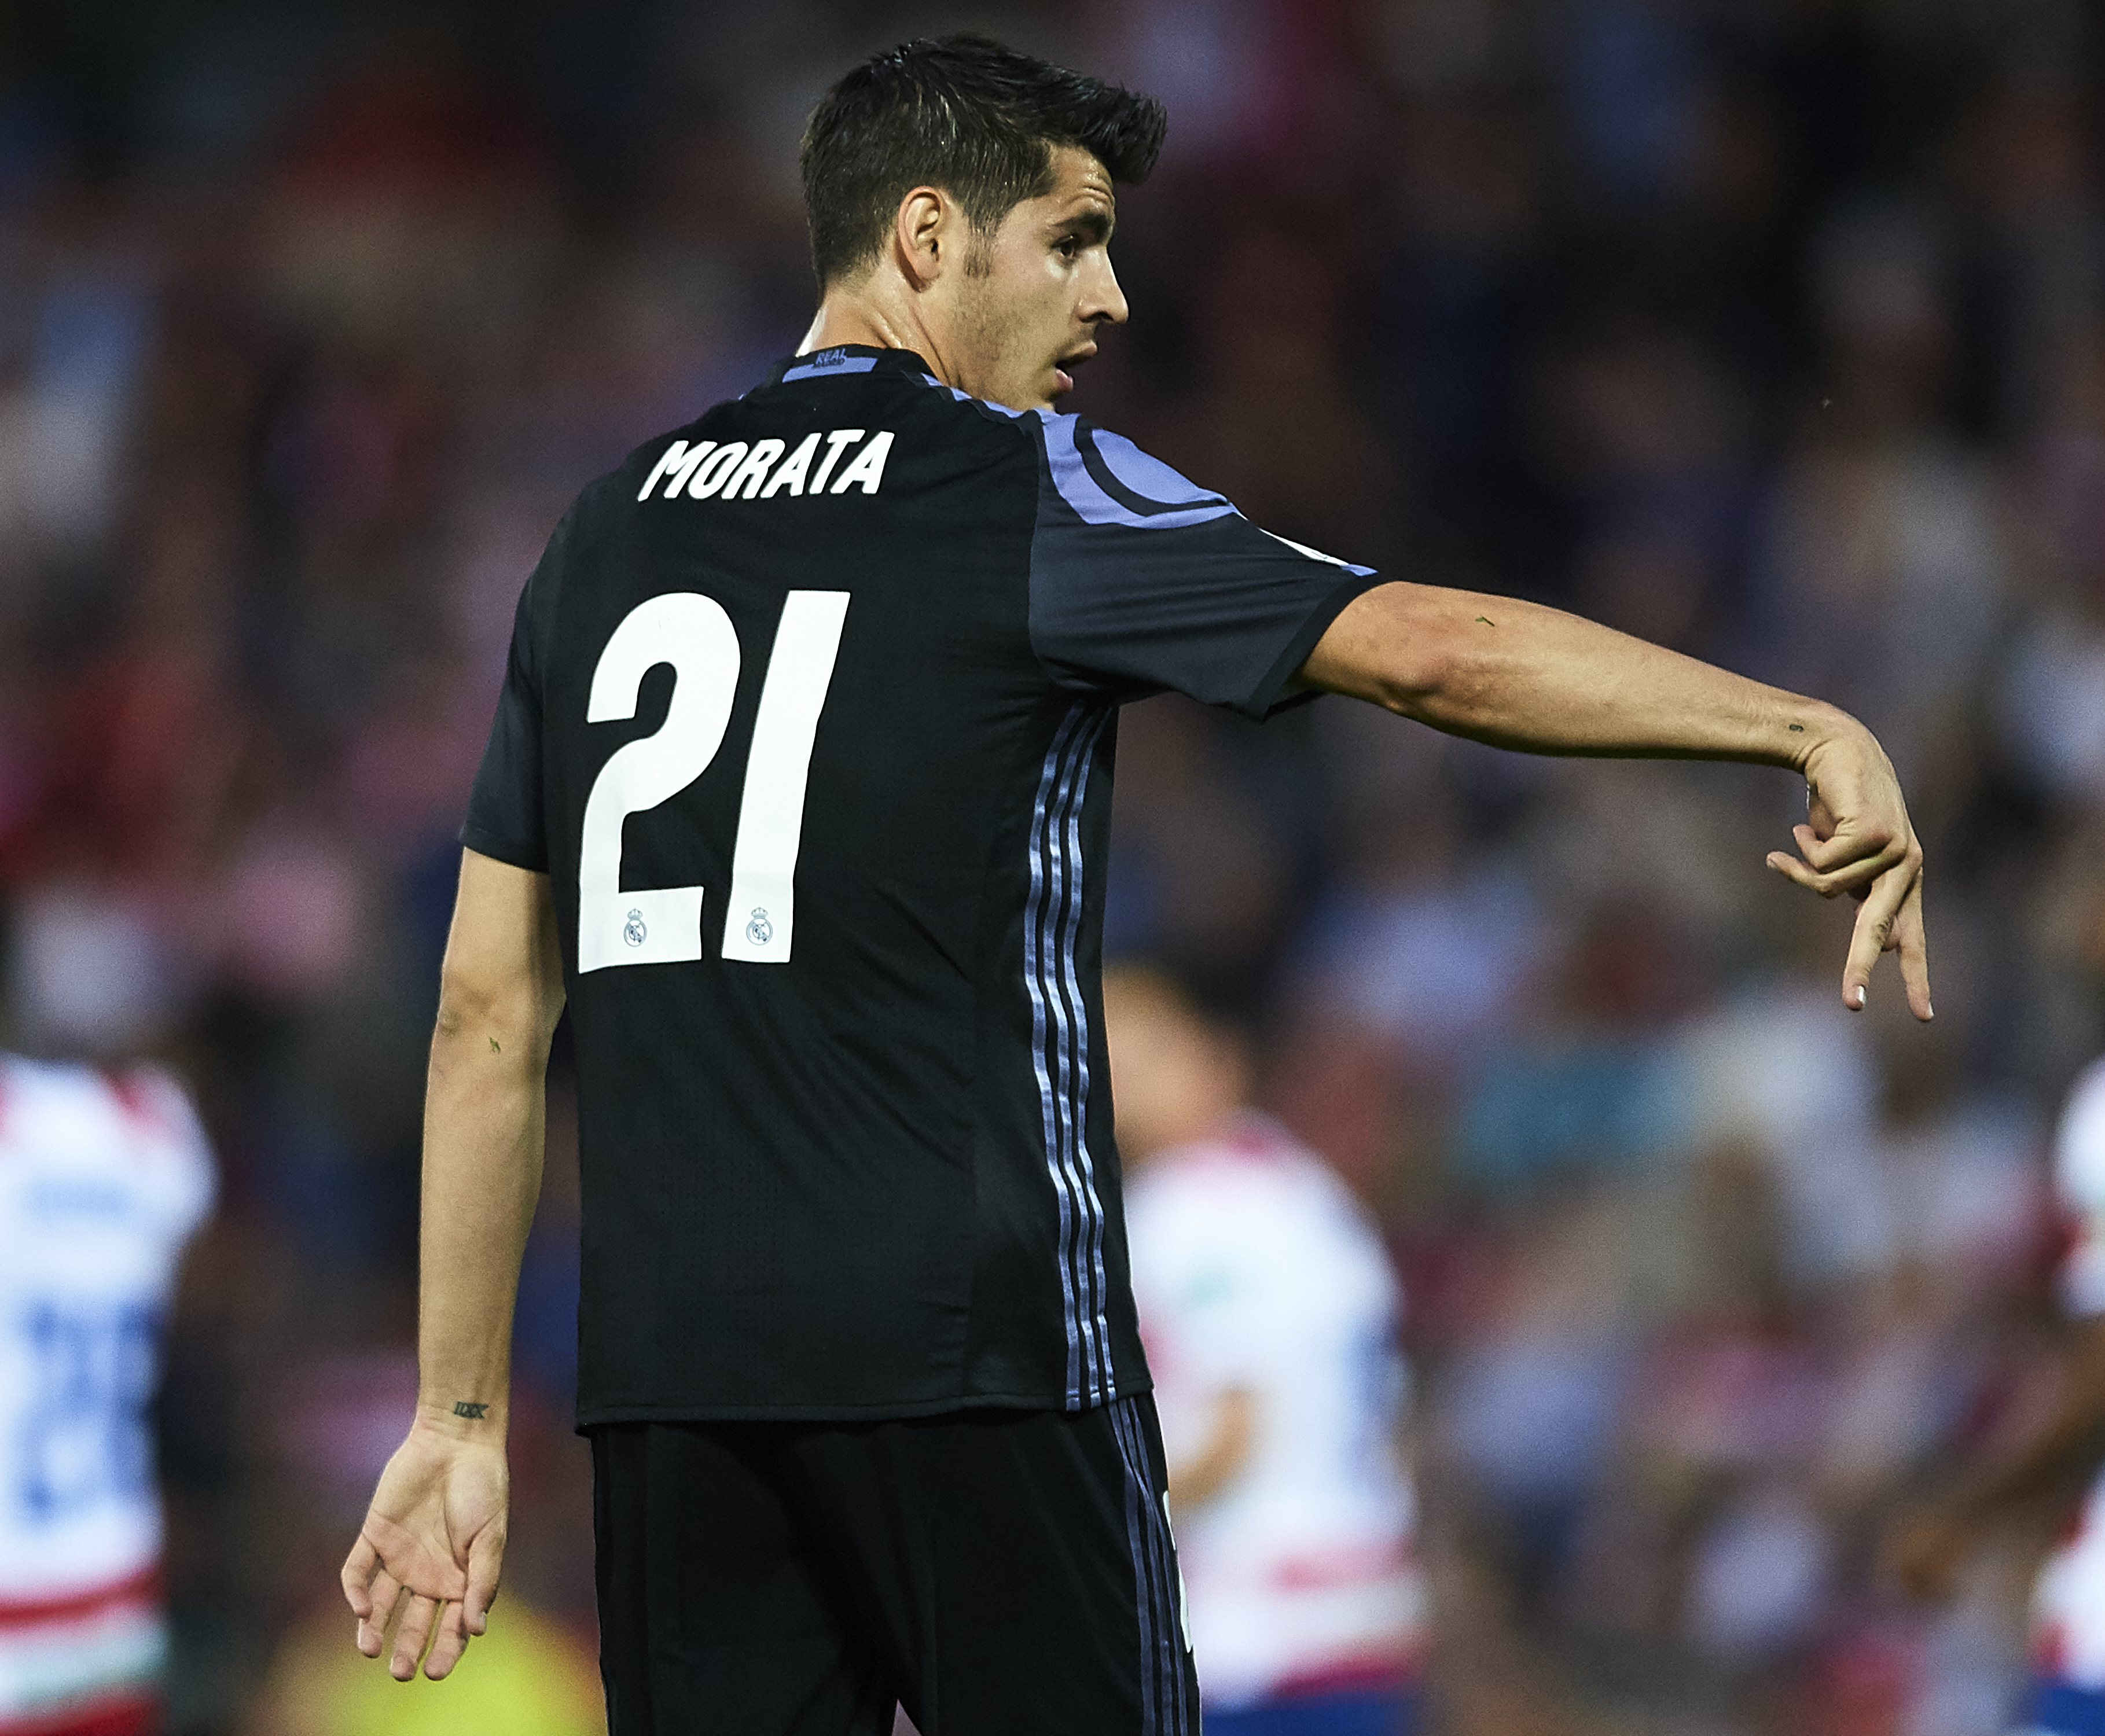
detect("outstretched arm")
[1301,581,1931,1021]
[341,849,567,1680]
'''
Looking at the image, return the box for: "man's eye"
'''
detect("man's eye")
[1057,236,1080,258]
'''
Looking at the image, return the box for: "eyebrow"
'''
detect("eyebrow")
[1059,207,1115,246]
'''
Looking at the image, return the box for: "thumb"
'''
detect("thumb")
[1808,785,1837,840]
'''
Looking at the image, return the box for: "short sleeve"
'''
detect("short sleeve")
[1024,415,1384,720]
[2055,1060,2105,1317]
[460,520,568,872]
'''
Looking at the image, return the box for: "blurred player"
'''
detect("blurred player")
[0,1051,214,1736]
[1894,1056,2105,1735]
[1107,966,1423,1734]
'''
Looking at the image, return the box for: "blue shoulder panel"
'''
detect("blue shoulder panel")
[1037,415,1237,531]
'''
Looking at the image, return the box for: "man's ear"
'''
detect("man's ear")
[893,186,954,289]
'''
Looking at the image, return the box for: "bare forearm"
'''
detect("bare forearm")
[414,1013,549,1437]
[411,854,566,1442]
[1304,582,1846,767]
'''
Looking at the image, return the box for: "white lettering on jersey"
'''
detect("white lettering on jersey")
[761,432,821,498]
[830,430,894,495]
[638,439,714,500]
[577,594,741,972]
[641,429,894,503]
[723,439,787,501]
[685,442,747,498]
[719,590,851,964]
[577,591,851,973]
[810,428,865,495]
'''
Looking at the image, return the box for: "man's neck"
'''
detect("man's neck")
[798,291,952,387]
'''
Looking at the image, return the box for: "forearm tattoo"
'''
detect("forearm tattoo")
[453,1400,490,1419]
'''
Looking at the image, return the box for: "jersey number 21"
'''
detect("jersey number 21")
[578,590,848,973]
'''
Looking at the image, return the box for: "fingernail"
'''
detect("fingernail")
[1853,985,1866,1007]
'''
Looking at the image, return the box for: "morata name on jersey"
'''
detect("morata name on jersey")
[638,429,895,503]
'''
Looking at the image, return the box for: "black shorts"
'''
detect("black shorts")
[589,1395,1199,1735]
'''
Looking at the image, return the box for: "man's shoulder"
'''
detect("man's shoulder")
[1028,413,1237,533]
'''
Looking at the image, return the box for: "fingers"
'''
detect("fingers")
[341,1534,379,1620]
[1841,858,1931,1020]
[464,1521,505,1639]
[1792,819,1871,871]
[1766,848,1834,898]
[1765,832,1882,900]
[420,1524,505,1679]
[1894,877,1933,1023]
[390,1590,442,1682]
[345,1432,510,1678]
[1768,825,1932,1021]
[1842,893,1889,1010]
[424,1597,472,1681]
[357,1573,405,1660]
[1787,822,1906,896]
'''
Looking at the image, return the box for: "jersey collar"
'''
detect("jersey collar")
[766,345,934,387]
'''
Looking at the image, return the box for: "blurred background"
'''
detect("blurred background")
[1,0,2101,1730]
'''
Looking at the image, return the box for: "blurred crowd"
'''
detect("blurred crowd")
[2,0,2103,1731]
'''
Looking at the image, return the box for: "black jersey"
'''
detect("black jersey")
[462,345,1380,1424]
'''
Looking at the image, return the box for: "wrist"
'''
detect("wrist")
[1787,701,1869,778]
[412,1393,510,1443]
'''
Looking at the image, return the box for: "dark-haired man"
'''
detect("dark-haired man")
[341,32,1931,1736]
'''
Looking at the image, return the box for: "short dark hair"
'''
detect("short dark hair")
[800,35,1167,290]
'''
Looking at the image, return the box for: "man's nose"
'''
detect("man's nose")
[1086,255,1130,327]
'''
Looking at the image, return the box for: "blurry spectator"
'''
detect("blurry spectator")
[1106,966,1423,1734]
[1894,1055,2105,1736]
[0,1050,214,1735]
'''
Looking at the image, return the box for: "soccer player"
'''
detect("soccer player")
[1106,966,1424,1734]
[0,1053,215,1736]
[1891,1055,2105,1735]
[340,34,1931,1735]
